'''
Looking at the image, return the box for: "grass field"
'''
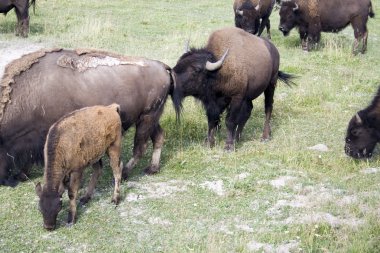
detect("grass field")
[1,0,380,252]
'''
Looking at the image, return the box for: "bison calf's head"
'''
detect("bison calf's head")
[278,1,299,36]
[345,113,379,159]
[235,4,260,35]
[35,182,62,230]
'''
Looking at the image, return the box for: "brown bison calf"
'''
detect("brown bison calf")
[35,104,123,230]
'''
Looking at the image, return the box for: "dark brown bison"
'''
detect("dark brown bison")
[36,104,123,230]
[278,0,375,53]
[345,87,380,159]
[173,27,294,151]
[233,0,276,38]
[0,0,36,37]
[0,48,181,186]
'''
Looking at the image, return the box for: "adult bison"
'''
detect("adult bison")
[173,27,294,151]
[0,48,181,186]
[0,0,36,37]
[278,0,375,53]
[233,0,276,38]
[345,87,380,159]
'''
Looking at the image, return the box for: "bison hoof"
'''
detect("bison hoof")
[261,136,270,142]
[204,138,215,148]
[122,168,131,181]
[66,222,74,228]
[224,143,235,152]
[144,166,160,175]
[79,196,91,205]
[111,196,120,205]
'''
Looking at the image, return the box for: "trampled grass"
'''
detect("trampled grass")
[1,0,380,252]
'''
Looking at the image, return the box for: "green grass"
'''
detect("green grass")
[1,0,380,252]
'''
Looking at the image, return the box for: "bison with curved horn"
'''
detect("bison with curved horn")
[173,27,295,151]
[233,0,276,38]
[278,0,375,53]
[345,87,380,159]
[0,48,181,186]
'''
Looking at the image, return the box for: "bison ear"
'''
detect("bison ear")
[35,182,42,198]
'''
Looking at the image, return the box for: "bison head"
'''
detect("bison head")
[278,0,300,36]
[173,48,229,100]
[35,182,62,230]
[235,3,260,35]
[345,112,380,159]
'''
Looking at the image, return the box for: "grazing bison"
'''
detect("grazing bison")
[233,0,276,38]
[35,104,123,230]
[345,87,380,159]
[0,48,181,186]
[173,27,294,151]
[278,0,375,53]
[0,0,36,37]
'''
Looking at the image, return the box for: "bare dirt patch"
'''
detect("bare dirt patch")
[0,40,46,79]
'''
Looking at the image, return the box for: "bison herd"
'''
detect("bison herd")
[0,0,377,230]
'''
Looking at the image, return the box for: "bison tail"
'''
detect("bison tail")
[369,1,375,18]
[278,71,297,87]
[168,69,183,122]
[29,0,37,14]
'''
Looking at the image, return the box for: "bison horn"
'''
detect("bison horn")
[184,39,190,53]
[293,3,299,11]
[355,113,363,125]
[236,9,243,16]
[205,49,229,71]
[255,0,260,11]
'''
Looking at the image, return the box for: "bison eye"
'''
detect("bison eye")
[351,129,361,136]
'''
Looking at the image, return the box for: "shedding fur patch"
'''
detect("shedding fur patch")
[0,48,62,123]
[56,54,145,72]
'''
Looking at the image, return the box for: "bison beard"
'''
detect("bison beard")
[0,48,181,186]
[173,27,295,151]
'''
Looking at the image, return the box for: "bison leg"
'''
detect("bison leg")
[351,16,368,54]
[235,99,253,142]
[107,128,122,203]
[13,1,29,37]
[122,115,152,179]
[205,96,229,147]
[67,171,83,226]
[107,133,122,204]
[262,83,276,141]
[258,16,271,39]
[225,97,244,151]
[144,124,164,175]
[80,160,103,205]
[0,152,12,186]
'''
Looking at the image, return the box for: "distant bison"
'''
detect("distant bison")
[233,0,276,38]
[36,104,123,230]
[0,48,181,186]
[0,0,36,37]
[345,87,380,159]
[173,27,294,151]
[278,0,375,53]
